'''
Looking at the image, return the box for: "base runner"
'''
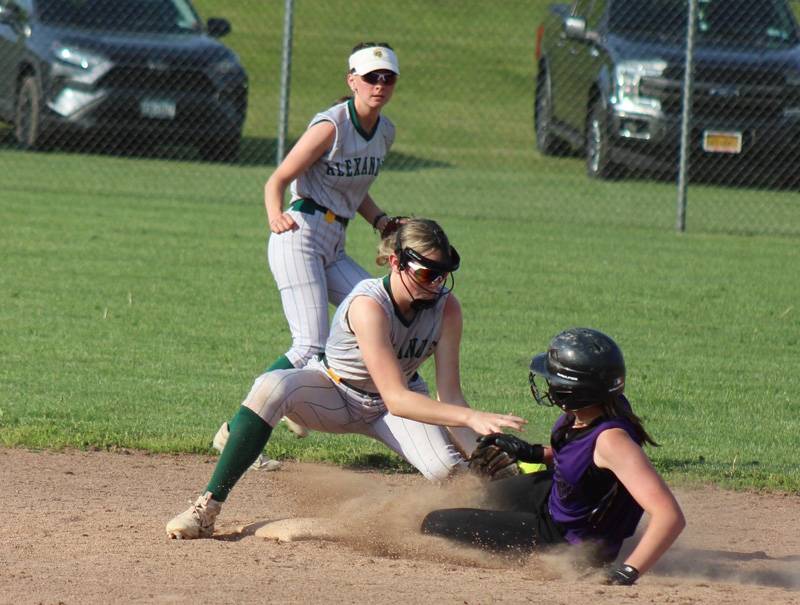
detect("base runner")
[425,328,686,586]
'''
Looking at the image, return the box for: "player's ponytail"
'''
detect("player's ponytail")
[601,396,659,447]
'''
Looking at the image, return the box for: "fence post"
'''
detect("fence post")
[676,0,698,232]
[276,0,294,165]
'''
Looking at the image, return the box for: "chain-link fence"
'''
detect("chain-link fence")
[1,0,799,235]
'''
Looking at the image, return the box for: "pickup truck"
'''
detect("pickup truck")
[534,0,800,180]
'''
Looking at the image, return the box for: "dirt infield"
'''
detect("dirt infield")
[4,447,799,604]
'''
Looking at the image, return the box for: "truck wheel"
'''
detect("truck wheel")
[535,70,566,156]
[586,101,618,179]
[15,76,46,150]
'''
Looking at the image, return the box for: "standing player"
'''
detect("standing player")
[423,328,685,585]
[212,42,405,463]
[166,219,527,539]
[265,41,402,372]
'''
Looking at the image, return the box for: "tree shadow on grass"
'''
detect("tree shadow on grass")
[235,137,451,171]
[0,128,451,171]
[625,157,800,192]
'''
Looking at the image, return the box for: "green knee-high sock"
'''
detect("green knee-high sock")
[265,354,295,373]
[207,406,272,502]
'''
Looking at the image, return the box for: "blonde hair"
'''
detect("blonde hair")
[376,218,453,266]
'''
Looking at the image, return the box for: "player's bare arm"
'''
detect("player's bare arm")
[432,294,483,456]
[264,121,336,233]
[594,428,686,575]
[432,294,466,405]
[356,193,391,234]
[349,296,525,433]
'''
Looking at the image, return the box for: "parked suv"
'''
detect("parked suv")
[0,0,248,160]
[534,0,800,180]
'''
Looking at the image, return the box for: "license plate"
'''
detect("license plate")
[703,130,742,154]
[140,98,176,120]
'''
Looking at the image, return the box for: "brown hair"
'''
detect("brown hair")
[376,218,453,267]
[600,396,659,447]
[351,41,394,54]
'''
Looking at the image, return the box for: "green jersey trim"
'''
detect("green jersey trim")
[348,97,380,141]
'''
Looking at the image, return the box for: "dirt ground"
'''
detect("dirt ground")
[3,448,799,605]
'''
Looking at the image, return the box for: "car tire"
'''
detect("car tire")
[586,100,619,179]
[198,134,241,163]
[534,70,567,156]
[15,75,47,151]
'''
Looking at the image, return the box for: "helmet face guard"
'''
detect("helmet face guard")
[528,328,626,412]
[397,246,460,309]
[528,353,588,409]
[393,219,460,309]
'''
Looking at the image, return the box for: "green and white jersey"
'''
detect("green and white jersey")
[289,98,395,219]
[325,276,447,392]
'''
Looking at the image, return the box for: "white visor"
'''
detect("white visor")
[348,46,399,76]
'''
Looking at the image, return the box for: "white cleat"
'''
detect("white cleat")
[166,492,222,539]
[283,416,310,438]
[212,422,282,472]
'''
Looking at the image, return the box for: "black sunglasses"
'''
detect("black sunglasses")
[400,246,460,273]
[361,71,397,86]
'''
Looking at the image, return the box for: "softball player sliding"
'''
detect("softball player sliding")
[213,43,406,464]
[167,219,527,539]
[423,329,685,585]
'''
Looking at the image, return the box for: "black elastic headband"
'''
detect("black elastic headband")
[401,246,460,272]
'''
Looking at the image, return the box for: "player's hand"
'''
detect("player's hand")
[467,443,519,481]
[466,410,526,435]
[605,564,640,586]
[269,212,299,233]
[380,216,408,239]
[475,433,545,464]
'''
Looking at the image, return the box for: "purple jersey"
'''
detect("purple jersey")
[548,405,644,560]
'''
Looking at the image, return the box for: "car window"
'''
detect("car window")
[35,0,202,33]
[698,0,796,45]
[608,0,798,47]
[572,0,593,18]
[608,0,685,38]
[585,0,606,30]
[4,0,33,12]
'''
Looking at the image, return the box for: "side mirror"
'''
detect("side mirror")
[206,18,231,38]
[564,16,587,39]
[0,3,21,25]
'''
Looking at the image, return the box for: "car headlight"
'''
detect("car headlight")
[51,42,106,71]
[211,58,241,75]
[613,60,667,113]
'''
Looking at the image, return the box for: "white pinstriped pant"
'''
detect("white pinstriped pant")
[267,209,370,368]
[242,358,464,481]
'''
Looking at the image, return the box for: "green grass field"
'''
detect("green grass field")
[2,145,798,490]
[1,1,799,491]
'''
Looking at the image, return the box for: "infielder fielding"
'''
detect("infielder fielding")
[167,219,526,539]
[424,328,686,585]
[213,42,406,464]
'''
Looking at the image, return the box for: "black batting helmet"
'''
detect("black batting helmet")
[529,328,626,411]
